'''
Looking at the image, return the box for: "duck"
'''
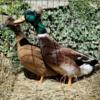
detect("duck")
[37,34,98,87]
[4,16,58,83]
[12,8,99,87]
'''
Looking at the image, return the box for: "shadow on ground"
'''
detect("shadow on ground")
[0,57,100,100]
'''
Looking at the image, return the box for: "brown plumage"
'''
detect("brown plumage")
[5,17,58,83]
[38,34,95,87]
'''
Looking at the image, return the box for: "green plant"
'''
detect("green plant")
[42,0,100,59]
[0,0,100,72]
[0,1,30,71]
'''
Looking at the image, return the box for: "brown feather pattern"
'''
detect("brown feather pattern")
[16,36,58,77]
[38,34,87,77]
[5,17,58,78]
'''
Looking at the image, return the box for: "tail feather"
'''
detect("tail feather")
[75,59,98,66]
[80,64,93,75]
[77,59,98,76]
[84,59,98,66]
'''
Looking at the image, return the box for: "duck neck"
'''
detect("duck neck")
[15,32,25,43]
[35,22,47,35]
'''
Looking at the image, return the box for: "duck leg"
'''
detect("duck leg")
[38,76,44,84]
[67,77,72,88]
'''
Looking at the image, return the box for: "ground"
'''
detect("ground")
[0,57,100,100]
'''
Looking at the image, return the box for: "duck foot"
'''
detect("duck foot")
[67,77,72,88]
[35,76,44,84]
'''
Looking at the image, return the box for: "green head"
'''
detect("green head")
[24,10,47,34]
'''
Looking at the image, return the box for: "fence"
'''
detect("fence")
[23,0,69,9]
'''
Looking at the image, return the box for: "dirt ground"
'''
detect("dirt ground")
[0,57,100,100]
